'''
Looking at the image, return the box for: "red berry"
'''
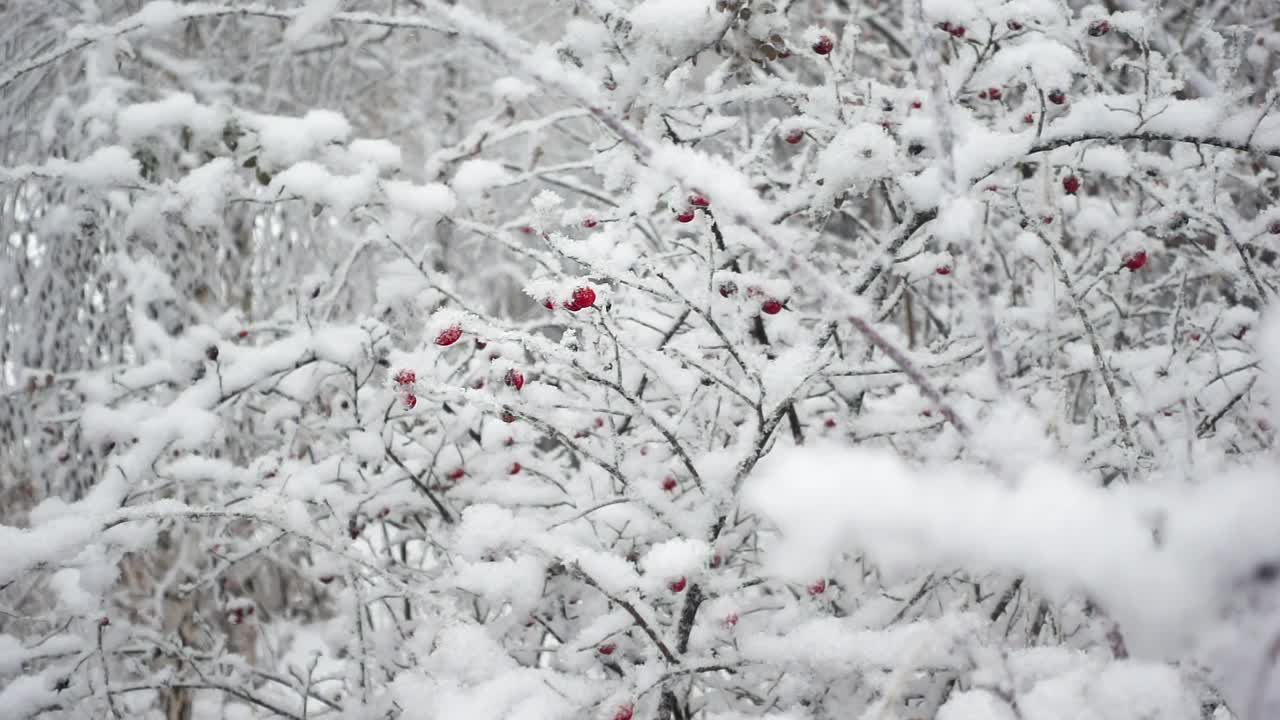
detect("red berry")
[1007,20,1023,31]
[378,506,390,518]
[936,265,952,276]
[394,369,416,386]
[824,417,837,428]
[689,193,710,208]
[1023,113,1035,124]
[1062,175,1081,195]
[237,329,249,338]
[1088,20,1110,36]
[614,705,634,720]
[319,575,335,584]
[436,324,463,346]
[710,552,723,568]
[979,90,988,100]
[501,410,516,423]
[676,209,696,223]
[230,609,244,625]
[583,217,598,229]
[402,393,417,409]
[1042,215,1054,225]
[598,643,616,655]
[724,612,739,627]
[567,286,596,311]
[505,368,525,391]
[762,299,783,315]
[662,476,678,492]
[509,462,521,475]
[949,25,966,37]
[543,298,557,310]
[812,35,834,55]
[808,578,827,595]
[1048,90,1066,105]
[98,617,110,627]
[1190,333,1202,341]
[911,100,922,109]
[785,129,804,144]
[521,225,535,234]
[447,467,465,481]
[1122,251,1148,271]
[669,576,687,593]
[718,281,737,297]
[987,87,1002,100]
[594,416,605,428]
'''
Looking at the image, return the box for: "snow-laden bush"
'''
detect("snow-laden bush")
[2,0,1280,718]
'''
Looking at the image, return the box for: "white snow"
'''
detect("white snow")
[117,93,224,144]
[134,1,184,30]
[250,109,352,168]
[384,179,457,218]
[817,124,899,197]
[492,77,537,104]
[628,0,721,59]
[452,159,514,199]
[349,138,403,172]
[284,0,342,45]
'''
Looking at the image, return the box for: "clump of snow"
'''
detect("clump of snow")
[1081,145,1132,177]
[425,624,517,684]
[817,124,899,197]
[134,1,184,30]
[59,146,141,186]
[1016,658,1197,720]
[175,158,234,227]
[934,196,982,247]
[453,556,546,610]
[452,159,514,200]
[384,180,456,219]
[117,93,224,144]
[900,166,945,210]
[1108,10,1148,39]
[455,505,526,560]
[310,325,369,366]
[492,77,536,104]
[985,41,1083,93]
[349,138,403,172]
[920,0,979,26]
[649,145,777,229]
[284,0,341,45]
[628,0,721,59]
[348,430,383,463]
[640,537,709,582]
[271,162,376,217]
[250,109,352,168]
